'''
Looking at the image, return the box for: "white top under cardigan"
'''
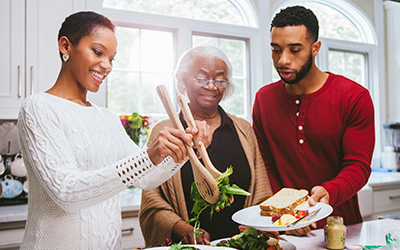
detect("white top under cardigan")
[17,93,183,250]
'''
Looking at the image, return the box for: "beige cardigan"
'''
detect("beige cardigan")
[139,113,272,247]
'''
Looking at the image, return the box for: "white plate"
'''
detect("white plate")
[146,245,236,250]
[232,202,332,231]
[211,238,296,250]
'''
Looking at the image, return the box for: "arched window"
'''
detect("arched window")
[102,0,258,27]
[88,0,260,122]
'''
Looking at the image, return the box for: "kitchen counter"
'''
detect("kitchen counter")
[0,187,142,224]
[282,218,400,250]
[367,171,400,187]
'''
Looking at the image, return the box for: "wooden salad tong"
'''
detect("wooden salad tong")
[177,94,222,179]
[156,85,220,204]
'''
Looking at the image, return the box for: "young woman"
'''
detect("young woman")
[17,11,208,249]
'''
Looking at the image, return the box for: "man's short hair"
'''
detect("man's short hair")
[271,5,319,42]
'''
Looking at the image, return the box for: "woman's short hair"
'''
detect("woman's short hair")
[174,46,234,99]
[57,11,115,59]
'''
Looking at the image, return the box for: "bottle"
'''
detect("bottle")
[324,216,346,249]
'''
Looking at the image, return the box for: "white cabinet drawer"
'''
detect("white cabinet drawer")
[372,188,400,213]
[0,227,24,249]
[121,216,145,250]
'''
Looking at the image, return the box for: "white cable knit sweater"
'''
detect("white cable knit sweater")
[17,93,183,250]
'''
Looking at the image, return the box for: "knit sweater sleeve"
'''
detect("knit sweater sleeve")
[18,96,184,213]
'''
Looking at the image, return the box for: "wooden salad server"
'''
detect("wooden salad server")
[156,85,220,204]
[177,94,222,179]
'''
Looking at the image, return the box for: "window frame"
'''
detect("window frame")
[87,0,263,122]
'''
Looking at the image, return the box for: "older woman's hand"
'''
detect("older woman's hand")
[172,220,211,245]
[186,120,212,149]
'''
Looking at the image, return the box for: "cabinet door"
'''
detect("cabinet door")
[0,0,25,119]
[26,0,87,96]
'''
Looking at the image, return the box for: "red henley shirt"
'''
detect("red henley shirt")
[252,72,375,227]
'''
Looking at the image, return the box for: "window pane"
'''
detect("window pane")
[107,72,140,113]
[103,0,245,26]
[277,1,363,42]
[141,30,174,73]
[328,50,366,87]
[108,26,174,118]
[193,36,247,117]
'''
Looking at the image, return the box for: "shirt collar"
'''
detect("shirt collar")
[178,105,234,131]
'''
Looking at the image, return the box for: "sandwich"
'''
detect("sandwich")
[259,187,308,216]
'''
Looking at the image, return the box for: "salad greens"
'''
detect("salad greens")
[216,227,277,250]
[169,242,198,250]
[187,167,250,244]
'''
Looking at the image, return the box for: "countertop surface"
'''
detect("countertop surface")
[281,218,400,250]
[367,171,400,187]
[1,171,399,225]
[0,187,142,224]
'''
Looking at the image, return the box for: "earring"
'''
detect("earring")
[62,53,69,62]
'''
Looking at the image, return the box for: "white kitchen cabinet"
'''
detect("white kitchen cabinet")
[0,0,87,119]
[121,213,145,250]
[370,184,400,219]
[361,172,400,221]
[0,221,25,250]
[0,214,145,249]
[0,0,25,120]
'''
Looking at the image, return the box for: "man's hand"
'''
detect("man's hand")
[284,224,315,236]
[309,186,330,205]
[285,186,329,236]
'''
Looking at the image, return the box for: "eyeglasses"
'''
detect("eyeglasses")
[192,78,229,88]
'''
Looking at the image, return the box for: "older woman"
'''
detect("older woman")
[139,46,273,246]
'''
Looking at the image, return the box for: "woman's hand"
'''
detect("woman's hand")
[172,220,211,245]
[186,120,211,149]
[147,121,210,165]
[147,127,193,165]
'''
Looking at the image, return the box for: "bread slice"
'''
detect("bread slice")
[260,210,279,216]
[259,188,308,216]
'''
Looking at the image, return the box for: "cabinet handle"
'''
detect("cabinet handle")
[389,195,400,201]
[17,65,22,97]
[30,66,34,95]
[122,227,134,235]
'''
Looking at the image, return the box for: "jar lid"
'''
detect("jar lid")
[327,216,344,224]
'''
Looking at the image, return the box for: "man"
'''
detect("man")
[252,6,375,236]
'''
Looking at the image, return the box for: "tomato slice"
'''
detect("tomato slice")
[295,210,308,219]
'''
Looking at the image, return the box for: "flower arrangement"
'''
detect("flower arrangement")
[120,112,150,148]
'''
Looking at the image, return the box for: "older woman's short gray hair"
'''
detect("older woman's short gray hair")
[174,46,234,99]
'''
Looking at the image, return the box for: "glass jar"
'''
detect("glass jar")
[324,216,346,249]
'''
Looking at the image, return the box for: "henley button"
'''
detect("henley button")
[296,112,299,117]
[298,125,303,130]
[299,139,304,144]
[295,100,300,105]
